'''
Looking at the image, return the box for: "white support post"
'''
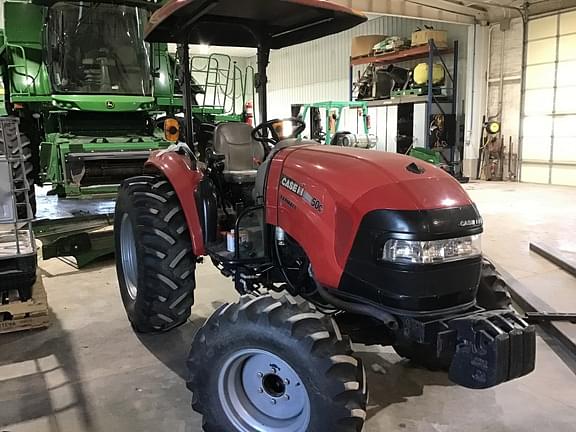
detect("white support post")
[463,24,489,178]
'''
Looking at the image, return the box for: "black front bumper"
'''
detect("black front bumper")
[339,206,484,313]
[397,308,536,389]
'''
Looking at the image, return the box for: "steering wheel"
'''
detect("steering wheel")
[251,118,307,148]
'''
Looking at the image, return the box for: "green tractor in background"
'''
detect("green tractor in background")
[0,0,253,211]
[298,101,376,148]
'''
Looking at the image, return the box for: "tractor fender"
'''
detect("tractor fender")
[266,151,345,289]
[146,151,206,256]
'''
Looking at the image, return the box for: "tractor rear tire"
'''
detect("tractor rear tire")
[0,122,36,219]
[477,258,512,310]
[115,175,196,333]
[187,295,367,432]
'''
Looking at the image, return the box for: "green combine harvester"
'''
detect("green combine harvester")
[0,0,253,207]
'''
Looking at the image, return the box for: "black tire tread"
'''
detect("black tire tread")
[116,175,196,333]
[188,295,367,432]
[477,258,512,310]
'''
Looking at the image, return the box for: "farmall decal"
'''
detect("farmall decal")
[280,176,323,212]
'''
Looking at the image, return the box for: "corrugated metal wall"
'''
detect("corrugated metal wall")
[252,16,469,119]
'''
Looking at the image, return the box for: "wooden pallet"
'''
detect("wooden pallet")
[411,41,449,49]
[373,49,402,56]
[391,88,424,97]
[0,275,50,334]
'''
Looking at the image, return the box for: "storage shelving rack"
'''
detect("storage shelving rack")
[349,39,460,150]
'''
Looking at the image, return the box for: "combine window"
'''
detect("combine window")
[47,2,152,96]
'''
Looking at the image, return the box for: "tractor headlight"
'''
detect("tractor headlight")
[379,235,481,264]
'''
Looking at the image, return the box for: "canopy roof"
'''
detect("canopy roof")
[145,0,367,49]
[34,0,163,10]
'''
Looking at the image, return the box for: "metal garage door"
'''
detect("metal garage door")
[521,10,576,185]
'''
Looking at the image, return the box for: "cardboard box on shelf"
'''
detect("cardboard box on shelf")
[352,35,387,58]
[411,29,448,48]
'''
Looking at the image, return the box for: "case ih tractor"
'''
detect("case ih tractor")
[115,1,536,431]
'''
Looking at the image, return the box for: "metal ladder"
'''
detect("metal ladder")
[191,53,255,118]
[1,118,33,221]
[192,54,232,115]
[0,117,35,257]
[6,43,33,97]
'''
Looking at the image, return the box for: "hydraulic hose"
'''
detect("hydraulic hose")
[313,278,399,331]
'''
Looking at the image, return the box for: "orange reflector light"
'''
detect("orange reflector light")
[164,118,180,142]
[272,120,284,137]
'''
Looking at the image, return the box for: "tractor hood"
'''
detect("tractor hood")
[281,145,474,213]
[273,144,480,291]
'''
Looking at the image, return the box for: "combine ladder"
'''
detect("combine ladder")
[191,53,255,120]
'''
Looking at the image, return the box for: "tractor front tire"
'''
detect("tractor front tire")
[115,175,196,333]
[187,295,367,432]
[477,258,512,310]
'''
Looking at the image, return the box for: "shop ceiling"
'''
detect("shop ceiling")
[332,0,576,24]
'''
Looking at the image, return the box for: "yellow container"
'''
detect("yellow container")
[413,63,445,86]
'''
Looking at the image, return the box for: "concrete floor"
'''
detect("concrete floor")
[1,181,576,432]
[465,182,576,311]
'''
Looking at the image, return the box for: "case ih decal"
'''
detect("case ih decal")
[281,176,324,212]
[281,176,304,196]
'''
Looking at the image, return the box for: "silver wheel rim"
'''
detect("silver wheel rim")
[218,348,311,432]
[120,213,138,300]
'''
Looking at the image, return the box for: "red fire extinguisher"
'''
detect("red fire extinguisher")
[245,101,254,127]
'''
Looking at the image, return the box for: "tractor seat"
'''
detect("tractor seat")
[213,122,265,183]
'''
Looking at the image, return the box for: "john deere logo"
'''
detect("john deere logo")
[106,100,115,109]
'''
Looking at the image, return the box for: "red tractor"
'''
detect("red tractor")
[115,1,536,431]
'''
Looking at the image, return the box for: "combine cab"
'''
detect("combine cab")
[0,1,256,203]
[0,0,186,201]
